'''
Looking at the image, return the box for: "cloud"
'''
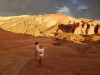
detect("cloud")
[0,11,20,16]
[71,0,78,4]
[77,6,89,10]
[56,6,71,14]
[66,0,78,5]
[0,0,57,15]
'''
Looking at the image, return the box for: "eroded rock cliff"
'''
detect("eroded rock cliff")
[0,14,100,42]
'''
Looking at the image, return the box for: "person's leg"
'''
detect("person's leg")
[35,52,38,61]
[39,56,43,67]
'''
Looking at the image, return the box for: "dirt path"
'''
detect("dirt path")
[0,29,100,75]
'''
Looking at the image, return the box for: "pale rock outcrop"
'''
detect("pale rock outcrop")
[73,22,87,35]
[87,23,95,35]
[82,23,88,35]
[72,21,100,35]
[98,25,100,34]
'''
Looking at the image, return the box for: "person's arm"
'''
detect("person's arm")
[38,48,44,53]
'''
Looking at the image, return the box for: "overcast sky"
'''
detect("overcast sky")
[0,0,100,19]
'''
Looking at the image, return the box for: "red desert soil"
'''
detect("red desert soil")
[0,29,100,75]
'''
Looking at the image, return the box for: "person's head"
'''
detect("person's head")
[35,42,38,45]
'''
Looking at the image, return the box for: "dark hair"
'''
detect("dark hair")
[35,42,38,45]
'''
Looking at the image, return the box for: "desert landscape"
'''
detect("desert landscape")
[0,14,100,75]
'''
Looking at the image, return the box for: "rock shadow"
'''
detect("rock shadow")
[58,24,72,32]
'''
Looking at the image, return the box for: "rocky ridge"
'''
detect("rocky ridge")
[0,14,100,42]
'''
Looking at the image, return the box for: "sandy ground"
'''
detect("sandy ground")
[0,29,100,75]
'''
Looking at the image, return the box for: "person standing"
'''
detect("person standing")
[34,42,45,67]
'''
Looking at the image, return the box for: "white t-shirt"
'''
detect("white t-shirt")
[35,45,44,56]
